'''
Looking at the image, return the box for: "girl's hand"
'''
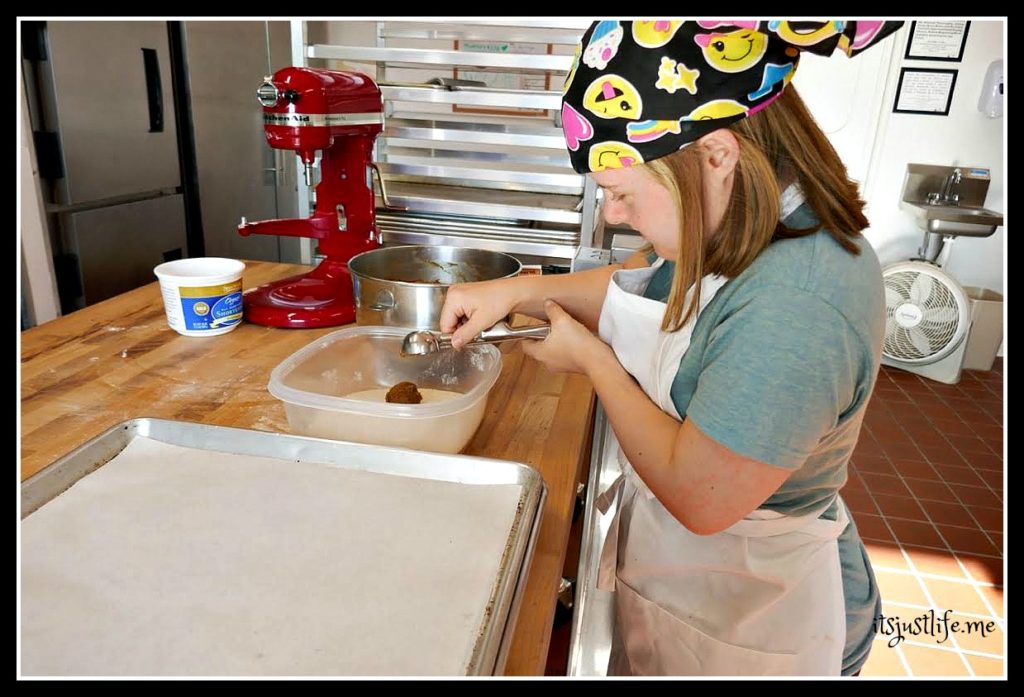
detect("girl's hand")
[521,300,612,375]
[440,279,521,350]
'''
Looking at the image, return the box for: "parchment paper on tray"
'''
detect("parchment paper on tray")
[21,436,524,676]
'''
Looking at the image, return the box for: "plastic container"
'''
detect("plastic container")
[153,257,245,337]
[268,326,502,453]
[962,286,1004,371]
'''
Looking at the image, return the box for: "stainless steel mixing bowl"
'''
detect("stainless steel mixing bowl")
[348,245,522,330]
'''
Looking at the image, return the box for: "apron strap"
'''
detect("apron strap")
[596,474,627,592]
[725,494,848,539]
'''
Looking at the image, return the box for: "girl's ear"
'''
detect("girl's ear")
[696,128,740,179]
[694,128,740,235]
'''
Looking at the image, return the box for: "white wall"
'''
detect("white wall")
[869,20,1004,294]
[796,20,1005,294]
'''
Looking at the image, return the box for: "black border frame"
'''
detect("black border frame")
[904,20,971,62]
[893,68,958,116]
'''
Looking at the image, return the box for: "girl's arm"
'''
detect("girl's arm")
[525,299,790,536]
[585,344,790,535]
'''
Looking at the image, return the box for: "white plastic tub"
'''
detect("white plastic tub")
[268,326,502,453]
[153,257,245,337]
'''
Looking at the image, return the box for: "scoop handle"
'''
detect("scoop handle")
[426,321,550,351]
[473,321,551,344]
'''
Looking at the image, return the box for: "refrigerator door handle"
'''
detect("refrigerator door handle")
[141,47,163,133]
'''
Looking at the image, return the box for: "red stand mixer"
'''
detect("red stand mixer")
[238,67,383,328]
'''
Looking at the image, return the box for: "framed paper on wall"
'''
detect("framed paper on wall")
[904,20,971,62]
[893,68,958,116]
[453,40,553,117]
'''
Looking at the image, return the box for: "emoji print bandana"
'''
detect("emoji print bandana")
[561,20,904,173]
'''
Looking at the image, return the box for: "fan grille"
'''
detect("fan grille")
[883,269,962,361]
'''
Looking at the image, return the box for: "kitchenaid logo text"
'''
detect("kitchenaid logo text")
[874,609,997,647]
[263,113,384,127]
[264,113,313,125]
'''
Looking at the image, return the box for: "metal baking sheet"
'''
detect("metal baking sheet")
[20,418,545,676]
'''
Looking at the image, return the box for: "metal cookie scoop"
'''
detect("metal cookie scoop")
[401,321,551,357]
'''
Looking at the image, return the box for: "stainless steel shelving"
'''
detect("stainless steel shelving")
[292,19,597,261]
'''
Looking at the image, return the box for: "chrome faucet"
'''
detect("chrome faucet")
[938,168,962,205]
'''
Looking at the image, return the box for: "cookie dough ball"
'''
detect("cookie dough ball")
[386,381,423,404]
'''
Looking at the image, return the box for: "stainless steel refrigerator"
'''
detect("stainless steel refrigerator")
[23,20,298,312]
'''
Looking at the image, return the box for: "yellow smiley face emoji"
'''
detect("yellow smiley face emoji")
[687,99,748,121]
[632,20,683,48]
[588,141,643,172]
[583,75,644,120]
[769,21,844,47]
[694,29,768,73]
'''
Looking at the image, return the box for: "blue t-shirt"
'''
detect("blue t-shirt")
[642,204,883,674]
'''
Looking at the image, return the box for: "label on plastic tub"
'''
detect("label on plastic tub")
[178,282,243,331]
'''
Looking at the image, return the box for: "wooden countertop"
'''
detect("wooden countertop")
[19,260,595,676]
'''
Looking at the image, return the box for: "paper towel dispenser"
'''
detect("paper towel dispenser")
[978,59,1003,118]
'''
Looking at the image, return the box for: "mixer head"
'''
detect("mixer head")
[256,67,383,185]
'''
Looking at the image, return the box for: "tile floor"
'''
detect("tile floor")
[853,359,1005,678]
[546,360,1005,677]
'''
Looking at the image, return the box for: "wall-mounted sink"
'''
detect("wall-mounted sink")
[901,201,1004,238]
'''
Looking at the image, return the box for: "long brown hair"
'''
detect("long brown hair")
[643,86,870,332]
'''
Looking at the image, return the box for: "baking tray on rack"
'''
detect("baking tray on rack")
[20,418,545,676]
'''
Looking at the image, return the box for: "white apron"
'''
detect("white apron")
[595,261,848,676]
